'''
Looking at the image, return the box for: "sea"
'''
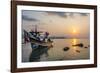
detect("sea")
[22,38,90,62]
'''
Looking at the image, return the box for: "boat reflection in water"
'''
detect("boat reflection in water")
[29,45,52,62]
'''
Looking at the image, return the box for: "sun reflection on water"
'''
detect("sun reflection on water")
[72,38,77,49]
[73,38,77,45]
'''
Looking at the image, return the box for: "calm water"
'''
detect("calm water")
[22,38,90,62]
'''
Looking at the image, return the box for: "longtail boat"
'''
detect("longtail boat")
[24,30,53,48]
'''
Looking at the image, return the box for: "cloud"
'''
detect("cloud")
[80,13,88,16]
[66,13,88,17]
[22,15,38,21]
[46,12,67,18]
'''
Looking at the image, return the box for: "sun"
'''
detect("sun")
[73,29,77,34]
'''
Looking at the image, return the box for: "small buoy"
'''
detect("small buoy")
[84,46,88,48]
[63,47,70,51]
[76,50,80,53]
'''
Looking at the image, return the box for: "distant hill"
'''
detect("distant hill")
[49,36,67,39]
[49,36,89,39]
